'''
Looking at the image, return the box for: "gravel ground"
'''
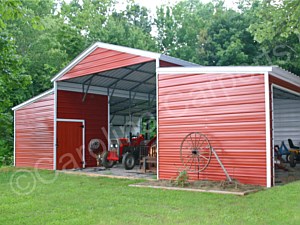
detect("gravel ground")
[66,163,157,180]
[275,163,300,184]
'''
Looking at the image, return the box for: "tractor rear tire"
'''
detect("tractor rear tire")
[289,152,297,168]
[122,153,135,170]
[102,151,115,168]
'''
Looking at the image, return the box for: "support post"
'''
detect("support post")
[82,75,95,102]
[212,148,232,182]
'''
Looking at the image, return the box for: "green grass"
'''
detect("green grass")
[0,167,299,225]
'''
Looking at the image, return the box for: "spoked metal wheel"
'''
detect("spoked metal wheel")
[180,132,212,173]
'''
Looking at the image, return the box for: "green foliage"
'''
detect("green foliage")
[0,0,23,30]
[175,170,189,187]
[8,0,82,95]
[247,0,300,74]
[0,30,31,163]
[141,116,156,139]
[155,0,264,66]
[155,0,215,62]
[248,0,300,42]
[197,4,260,66]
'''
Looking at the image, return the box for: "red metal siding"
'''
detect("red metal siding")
[59,48,154,81]
[57,121,84,170]
[57,90,108,167]
[15,93,54,169]
[270,75,300,93]
[158,73,267,186]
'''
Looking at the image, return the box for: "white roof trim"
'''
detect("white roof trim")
[157,66,275,74]
[157,66,300,87]
[12,89,54,111]
[51,42,197,82]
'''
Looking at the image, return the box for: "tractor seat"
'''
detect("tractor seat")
[288,139,300,150]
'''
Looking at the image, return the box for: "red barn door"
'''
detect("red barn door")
[57,120,84,170]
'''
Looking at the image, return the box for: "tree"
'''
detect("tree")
[0,0,32,165]
[60,0,157,51]
[197,2,261,66]
[248,0,300,43]
[247,0,300,74]
[8,0,85,95]
[155,0,262,66]
[155,0,215,62]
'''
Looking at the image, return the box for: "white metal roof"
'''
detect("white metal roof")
[157,66,300,87]
[51,42,198,82]
[12,89,54,111]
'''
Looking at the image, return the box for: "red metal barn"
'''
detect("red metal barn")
[13,42,300,187]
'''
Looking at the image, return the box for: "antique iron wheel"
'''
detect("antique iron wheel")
[180,132,212,173]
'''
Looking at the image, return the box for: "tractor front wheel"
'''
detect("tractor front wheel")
[102,151,115,168]
[122,153,135,170]
[286,154,290,163]
[289,152,297,168]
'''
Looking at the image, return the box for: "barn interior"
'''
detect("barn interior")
[272,86,300,185]
[56,60,158,175]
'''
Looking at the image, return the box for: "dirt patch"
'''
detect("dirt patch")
[131,179,264,195]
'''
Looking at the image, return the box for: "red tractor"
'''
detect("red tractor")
[102,134,157,170]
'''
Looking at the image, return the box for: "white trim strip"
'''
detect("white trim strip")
[12,89,54,111]
[82,120,86,168]
[264,72,272,188]
[51,42,197,82]
[13,110,16,167]
[56,119,86,168]
[57,118,85,122]
[156,58,159,180]
[272,84,300,96]
[271,84,275,187]
[157,66,275,74]
[108,97,110,150]
[53,82,57,170]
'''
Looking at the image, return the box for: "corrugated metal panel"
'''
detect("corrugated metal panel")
[273,98,300,145]
[15,93,54,169]
[127,61,156,73]
[57,90,108,167]
[270,75,300,148]
[57,121,83,170]
[101,68,132,78]
[158,72,267,186]
[59,48,154,81]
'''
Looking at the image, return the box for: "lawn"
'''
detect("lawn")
[0,167,299,225]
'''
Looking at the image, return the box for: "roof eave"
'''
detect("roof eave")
[159,54,199,67]
[51,42,99,82]
[51,42,199,83]
[157,66,300,88]
[12,89,54,111]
